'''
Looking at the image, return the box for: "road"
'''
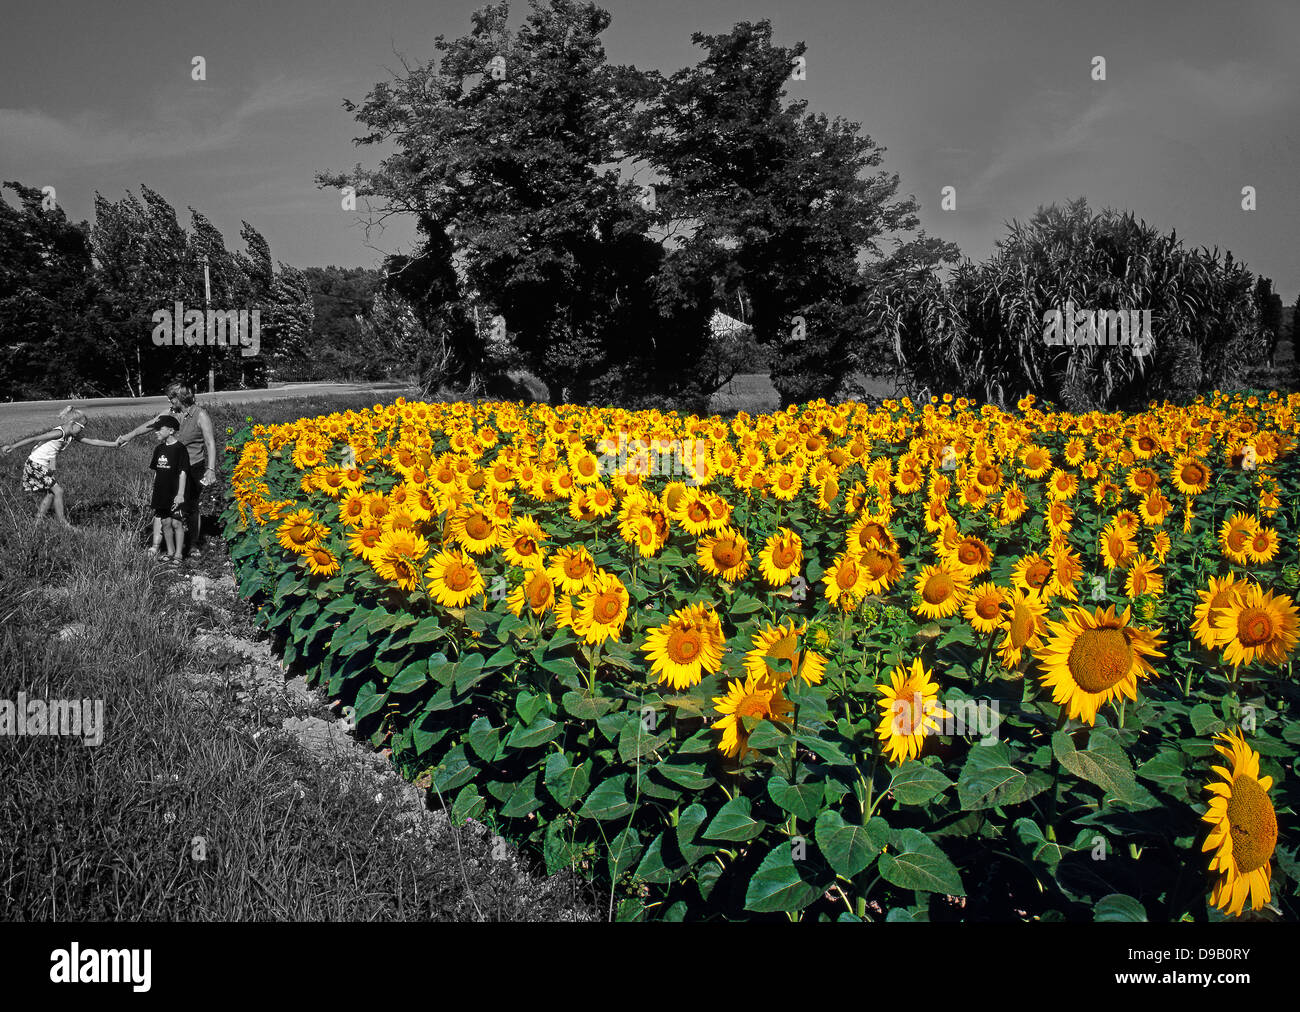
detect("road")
[0,382,410,443]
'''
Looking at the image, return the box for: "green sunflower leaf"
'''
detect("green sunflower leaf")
[743,842,823,913]
[879,829,965,896]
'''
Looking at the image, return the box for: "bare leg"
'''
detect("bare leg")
[162,518,177,558]
[35,491,54,524]
[51,484,72,527]
[169,519,184,560]
[150,517,162,553]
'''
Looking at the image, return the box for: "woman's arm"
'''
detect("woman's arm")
[173,468,188,507]
[79,437,120,448]
[1,428,60,454]
[198,409,217,478]
[116,415,163,447]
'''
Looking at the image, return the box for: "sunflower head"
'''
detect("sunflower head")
[1202,729,1278,916]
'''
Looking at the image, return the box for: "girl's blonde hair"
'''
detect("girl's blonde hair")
[57,405,87,427]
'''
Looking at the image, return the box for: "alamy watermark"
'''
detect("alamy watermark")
[891,694,1001,744]
[151,301,260,357]
[597,434,713,484]
[1042,302,1153,355]
[0,693,104,746]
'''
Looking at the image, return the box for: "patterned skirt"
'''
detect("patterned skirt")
[21,459,56,493]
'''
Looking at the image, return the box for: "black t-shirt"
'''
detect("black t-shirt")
[150,441,192,512]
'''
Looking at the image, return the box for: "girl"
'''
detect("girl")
[1,407,119,527]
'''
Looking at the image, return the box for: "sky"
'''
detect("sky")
[2,0,1297,300]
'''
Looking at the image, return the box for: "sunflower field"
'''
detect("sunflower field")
[222,391,1300,921]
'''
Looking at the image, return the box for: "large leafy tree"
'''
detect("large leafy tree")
[321,0,707,405]
[630,20,933,406]
[0,182,99,400]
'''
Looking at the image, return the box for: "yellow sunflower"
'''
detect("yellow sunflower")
[1124,555,1164,599]
[507,570,555,618]
[875,658,953,765]
[696,527,751,583]
[641,602,726,690]
[1192,573,1242,651]
[947,534,993,578]
[425,547,485,608]
[1218,512,1258,566]
[546,545,598,594]
[1172,455,1211,495]
[1035,605,1165,725]
[451,505,499,554]
[570,572,629,645]
[996,587,1049,669]
[743,620,827,688]
[371,529,430,591]
[305,546,340,578]
[1210,583,1299,668]
[912,562,970,620]
[711,674,795,761]
[823,551,870,610]
[1245,526,1279,565]
[1202,729,1278,917]
[758,527,803,587]
[963,582,1006,635]
[502,515,548,570]
[1011,552,1056,598]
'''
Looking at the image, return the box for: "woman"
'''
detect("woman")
[118,383,217,558]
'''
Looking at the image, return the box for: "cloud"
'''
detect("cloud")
[0,76,328,167]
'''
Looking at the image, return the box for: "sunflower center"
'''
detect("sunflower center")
[1227,528,1249,551]
[687,503,709,523]
[1067,627,1133,693]
[863,550,891,579]
[922,573,955,605]
[564,556,590,579]
[1025,560,1051,588]
[667,627,701,663]
[773,543,798,568]
[1182,463,1205,485]
[1226,775,1278,873]
[514,537,536,556]
[958,543,982,566]
[836,560,860,590]
[713,541,742,568]
[1251,532,1270,552]
[1236,607,1275,646]
[445,563,471,591]
[595,593,622,623]
[527,577,551,608]
[976,595,1000,620]
[736,692,771,721]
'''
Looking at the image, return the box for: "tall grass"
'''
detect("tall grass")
[0,393,595,921]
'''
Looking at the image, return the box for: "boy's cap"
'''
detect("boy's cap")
[152,415,180,430]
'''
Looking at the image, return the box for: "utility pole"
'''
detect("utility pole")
[203,252,214,394]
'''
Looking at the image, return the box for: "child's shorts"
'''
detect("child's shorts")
[21,460,56,493]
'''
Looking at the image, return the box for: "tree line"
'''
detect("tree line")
[2,0,1295,408]
[0,181,312,400]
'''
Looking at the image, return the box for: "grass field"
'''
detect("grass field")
[0,391,596,921]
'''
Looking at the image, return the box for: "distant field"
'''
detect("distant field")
[706,372,897,415]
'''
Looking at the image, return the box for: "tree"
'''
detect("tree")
[319,0,712,406]
[880,199,1268,411]
[1253,275,1283,367]
[631,20,934,406]
[0,182,99,400]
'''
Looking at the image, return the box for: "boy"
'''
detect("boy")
[148,415,192,561]
[1,406,118,527]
